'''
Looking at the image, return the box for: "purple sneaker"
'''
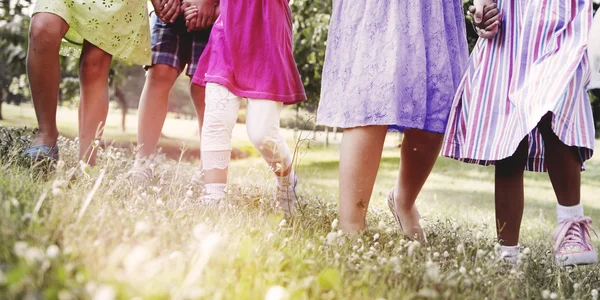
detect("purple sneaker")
[553,216,598,266]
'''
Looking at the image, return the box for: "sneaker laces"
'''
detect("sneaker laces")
[553,216,597,253]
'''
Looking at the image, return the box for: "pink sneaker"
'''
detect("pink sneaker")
[553,217,598,266]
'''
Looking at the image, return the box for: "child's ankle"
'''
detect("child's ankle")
[276,169,296,187]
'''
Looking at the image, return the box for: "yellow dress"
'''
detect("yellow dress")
[33,0,151,65]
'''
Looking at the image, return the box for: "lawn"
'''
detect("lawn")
[1,106,600,299]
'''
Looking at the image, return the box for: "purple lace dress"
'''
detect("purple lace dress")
[317,0,469,133]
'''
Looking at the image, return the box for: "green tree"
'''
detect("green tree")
[0,0,32,120]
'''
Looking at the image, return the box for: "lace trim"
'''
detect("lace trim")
[202,151,231,170]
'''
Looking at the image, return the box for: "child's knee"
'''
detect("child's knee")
[29,14,67,49]
[247,121,279,150]
[79,48,111,80]
[147,65,179,85]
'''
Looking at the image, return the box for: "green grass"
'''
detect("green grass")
[1,121,600,299]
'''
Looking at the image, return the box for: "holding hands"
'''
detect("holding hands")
[469,0,501,39]
[182,0,220,32]
[152,0,181,23]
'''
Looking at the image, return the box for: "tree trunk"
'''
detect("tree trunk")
[333,127,337,141]
[114,86,127,132]
[294,107,299,140]
[312,111,318,140]
[325,126,329,147]
[0,89,4,120]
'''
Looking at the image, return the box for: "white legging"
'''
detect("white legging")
[201,83,292,172]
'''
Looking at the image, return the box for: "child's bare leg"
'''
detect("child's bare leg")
[495,138,528,246]
[27,13,69,147]
[539,115,598,265]
[136,65,179,159]
[392,129,443,240]
[78,41,112,165]
[189,82,206,145]
[537,115,581,206]
[339,126,387,234]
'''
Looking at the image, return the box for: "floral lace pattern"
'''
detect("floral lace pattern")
[317,0,469,133]
[33,0,151,65]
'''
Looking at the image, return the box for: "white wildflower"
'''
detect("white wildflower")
[14,241,28,257]
[592,289,598,300]
[459,266,466,274]
[476,231,484,240]
[326,232,338,245]
[456,244,465,254]
[452,221,462,230]
[193,224,209,240]
[523,247,531,255]
[186,189,194,197]
[123,246,152,273]
[425,261,440,281]
[58,290,75,300]
[24,247,45,265]
[433,252,440,258]
[93,285,116,300]
[265,286,288,300]
[134,221,151,236]
[94,140,100,147]
[331,219,339,230]
[279,219,287,228]
[373,233,380,241]
[408,241,421,257]
[52,187,63,196]
[443,251,450,258]
[541,290,551,299]
[475,267,482,273]
[573,283,580,290]
[550,293,557,300]
[267,233,275,241]
[46,245,60,259]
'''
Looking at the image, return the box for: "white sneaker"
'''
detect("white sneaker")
[275,176,298,217]
[495,245,520,265]
[553,216,598,266]
[199,193,225,206]
[126,164,154,185]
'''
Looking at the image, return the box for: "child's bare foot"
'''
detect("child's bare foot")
[470,0,501,39]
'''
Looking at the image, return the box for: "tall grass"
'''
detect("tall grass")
[1,126,599,299]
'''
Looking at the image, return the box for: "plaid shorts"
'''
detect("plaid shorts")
[147,12,211,77]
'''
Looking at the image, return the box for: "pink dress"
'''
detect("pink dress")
[192,0,306,104]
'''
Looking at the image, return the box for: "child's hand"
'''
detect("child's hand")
[182,0,215,31]
[155,0,181,23]
[470,0,501,39]
[184,6,200,31]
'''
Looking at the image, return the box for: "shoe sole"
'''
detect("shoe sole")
[556,250,599,266]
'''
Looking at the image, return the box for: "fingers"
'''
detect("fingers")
[162,0,180,23]
[483,13,501,29]
[474,2,484,23]
[184,8,198,20]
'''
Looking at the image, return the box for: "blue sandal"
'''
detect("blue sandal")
[24,145,60,161]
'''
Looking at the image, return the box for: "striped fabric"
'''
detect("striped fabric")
[442,0,596,172]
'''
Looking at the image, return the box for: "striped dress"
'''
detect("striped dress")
[442,0,595,172]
